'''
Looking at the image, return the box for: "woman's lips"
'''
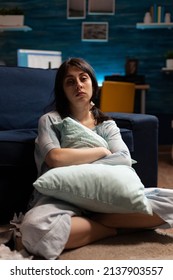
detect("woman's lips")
[76,91,85,97]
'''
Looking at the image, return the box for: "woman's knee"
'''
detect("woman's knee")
[20,210,73,258]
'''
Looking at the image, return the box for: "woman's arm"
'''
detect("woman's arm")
[45,146,111,168]
[96,120,132,166]
[36,113,111,170]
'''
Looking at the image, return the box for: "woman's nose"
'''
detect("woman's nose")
[76,79,82,89]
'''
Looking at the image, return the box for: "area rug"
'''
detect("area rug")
[0,223,32,260]
[1,225,173,260]
[60,228,173,260]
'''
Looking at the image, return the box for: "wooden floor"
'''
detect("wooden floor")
[158,145,173,189]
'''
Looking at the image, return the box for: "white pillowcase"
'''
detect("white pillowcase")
[56,117,137,165]
[33,164,152,214]
[56,117,109,148]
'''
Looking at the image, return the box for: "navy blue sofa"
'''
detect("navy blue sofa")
[0,66,158,224]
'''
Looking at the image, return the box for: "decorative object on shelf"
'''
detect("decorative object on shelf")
[165,12,171,24]
[125,58,138,76]
[143,12,152,24]
[0,7,24,26]
[165,50,173,69]
[136,4,173,29]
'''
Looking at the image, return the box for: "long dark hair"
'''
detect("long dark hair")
[54,57,111,124]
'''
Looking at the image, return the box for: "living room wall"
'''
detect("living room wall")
[0,0,173,144]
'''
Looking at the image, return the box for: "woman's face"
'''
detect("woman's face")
[63,66,93,107]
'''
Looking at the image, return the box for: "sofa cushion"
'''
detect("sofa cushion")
[0,129,37,142]
[0,66,56,131]
[120,128,133,152]
[0,141,35,166]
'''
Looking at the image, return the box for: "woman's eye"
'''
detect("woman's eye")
[66,79,74,85]
[81,75,88,82]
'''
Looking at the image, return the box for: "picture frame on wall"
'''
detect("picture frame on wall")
[88,0,115,15]
[82,22,109,42]
[67,0,86,19]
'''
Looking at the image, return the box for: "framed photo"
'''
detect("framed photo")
[82,22,108,42]
[67,0,86,19]
[88,0,115,15]
[125,58,138,76]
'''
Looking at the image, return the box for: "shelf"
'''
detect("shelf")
[0,25,32,32]
[136,22,173,29]
[161,67,173,72]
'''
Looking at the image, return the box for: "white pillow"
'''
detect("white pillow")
[56,117,137,165]
[56,117,109,148]
[33,164,152,214]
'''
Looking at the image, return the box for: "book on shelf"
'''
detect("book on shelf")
[149,4,167,23]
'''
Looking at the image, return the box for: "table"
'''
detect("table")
[135,84,150,114]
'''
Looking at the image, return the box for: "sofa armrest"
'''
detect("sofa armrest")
[106,112,159,187]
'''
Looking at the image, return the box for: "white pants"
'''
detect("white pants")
[21,188,173,259]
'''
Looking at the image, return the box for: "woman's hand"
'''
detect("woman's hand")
[45,147,112,168]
